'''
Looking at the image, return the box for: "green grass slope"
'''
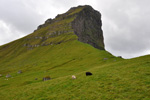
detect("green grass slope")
[0,39,119,99]
[0,43,150,100]
[0,6,81,74]
[0,5,150,100]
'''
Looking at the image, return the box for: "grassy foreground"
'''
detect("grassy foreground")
[0,40,150,100]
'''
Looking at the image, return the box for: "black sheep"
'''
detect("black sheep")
[86,72,92,76]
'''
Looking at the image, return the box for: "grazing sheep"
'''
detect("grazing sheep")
[72,75,76,79]
[86,72,93,76]
[43,76,51,81]
[0,74,2,77]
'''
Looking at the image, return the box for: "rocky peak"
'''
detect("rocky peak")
[34,5,105,50]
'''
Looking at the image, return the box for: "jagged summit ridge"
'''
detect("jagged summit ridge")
[29,5,105,50]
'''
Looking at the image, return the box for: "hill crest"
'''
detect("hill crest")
[32,5,105,50]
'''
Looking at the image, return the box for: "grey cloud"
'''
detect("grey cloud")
[0,20,25,45]
[0,0,43,33]
[98,0,150,58]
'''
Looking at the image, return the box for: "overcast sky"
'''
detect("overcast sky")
[0,0,150,58]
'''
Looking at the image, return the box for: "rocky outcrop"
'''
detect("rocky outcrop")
[37,18,53,30]
[71,5,105,50]
[32,5,105,50]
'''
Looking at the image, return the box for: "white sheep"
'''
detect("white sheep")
[72,75,76,79]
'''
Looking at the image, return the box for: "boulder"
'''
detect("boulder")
[18,70,22,74]
[118,56,122,58]
[35,78,38,80]
[6,74,11,78]
[104,58,108,60]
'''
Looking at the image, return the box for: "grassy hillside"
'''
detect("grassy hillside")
[0,39,150,100]
[0,6,82,74]
[0,42,150,99]
[0,39,119,99]
[0,5,150,100]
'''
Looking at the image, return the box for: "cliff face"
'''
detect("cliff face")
[71,5,105,50]
[36,5,105,50]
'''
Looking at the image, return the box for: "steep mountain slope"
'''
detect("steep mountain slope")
[0,5,150,100]
[0,5,105,74]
